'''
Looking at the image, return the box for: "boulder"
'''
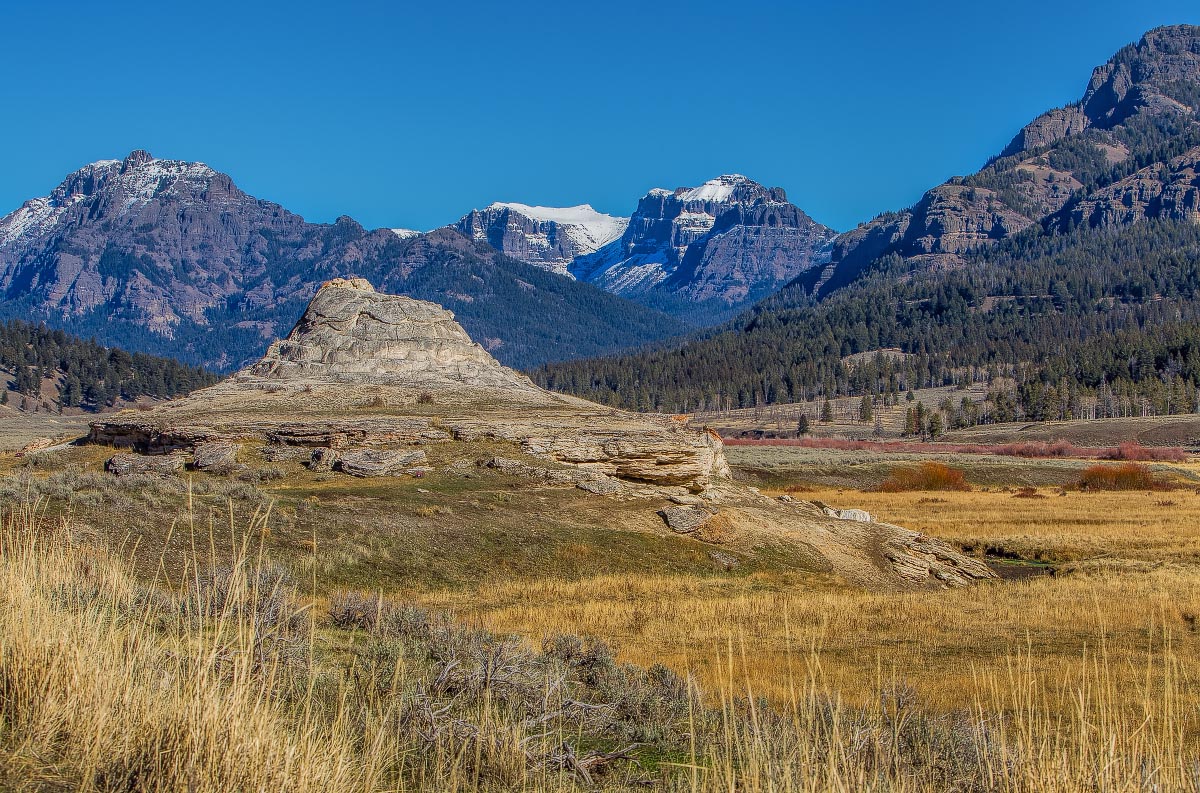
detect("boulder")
[192,442,241,472]
[837,508,872,523]
[335,449,427,478]
[307,448,340,472]
[575,474,623,496]
[480,456,576,485]
[659,506,714,534]
[106,453,186,477]
[17,437,54,456]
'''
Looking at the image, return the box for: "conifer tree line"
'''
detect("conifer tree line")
[532,219,1200,425]
[0,319,217,411]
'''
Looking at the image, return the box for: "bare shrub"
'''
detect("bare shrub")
[1013,487,1048,499]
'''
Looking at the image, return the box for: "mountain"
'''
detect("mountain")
[455,203,627,276]
[0,151,687,371]
[570,174,837,323]
[535,25,1200,420]
[452,175,837,325]
[799,25,1200,298]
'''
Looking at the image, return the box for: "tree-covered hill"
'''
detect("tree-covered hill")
[0,320,216,412]
[533,219,1200,422]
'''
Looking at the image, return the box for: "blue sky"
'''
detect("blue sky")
[1,1,1197,232]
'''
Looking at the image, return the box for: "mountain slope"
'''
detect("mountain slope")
[535,25,1200,419]
[795,25,1200,299]
[0,318,216,415]
[0,151,687,371]
[451,175,837,326]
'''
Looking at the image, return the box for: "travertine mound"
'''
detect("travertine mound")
[240,278,538,391]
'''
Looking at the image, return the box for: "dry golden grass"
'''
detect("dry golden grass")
[400,487,1200,736]
[798,486,1200,563]
[5,488,1200,788]
[411,569,1200,715]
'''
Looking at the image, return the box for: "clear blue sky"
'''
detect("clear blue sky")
[1,1,1196,233]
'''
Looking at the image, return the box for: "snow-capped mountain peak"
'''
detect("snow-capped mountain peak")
[0,151,223,251]
[455,201,629,276]
[676,174,750,203]
[484,202,627,250]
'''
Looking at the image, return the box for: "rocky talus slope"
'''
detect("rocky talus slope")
[89,278,993,590]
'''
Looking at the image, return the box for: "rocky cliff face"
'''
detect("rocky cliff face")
[455,203,627,276]
[0,152,685,371]
[570,175,837,322]
[1003,26,1200,156]
[1063,146,1200,228]
[804,25,1200,298]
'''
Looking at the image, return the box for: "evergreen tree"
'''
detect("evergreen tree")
[820,399,834,423]
[797,413,810,435]
[859,394,873,423]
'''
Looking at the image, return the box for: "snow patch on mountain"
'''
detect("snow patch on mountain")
[677,174,749,203]
[0,159,119,247]
[389,228,422,240]
[0,154,223,251]
[487,202,627,251]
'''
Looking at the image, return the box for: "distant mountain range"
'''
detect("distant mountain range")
[536,25,1200,420]
[456,175,837,324]
[0,151,688,371]
[5,24,1199,395]
[0,151,839,369]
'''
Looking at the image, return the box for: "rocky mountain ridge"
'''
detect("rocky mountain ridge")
[455,203,627,276]
[800,24,1200,298]
[451,174,837,324]
[569,175,837,322]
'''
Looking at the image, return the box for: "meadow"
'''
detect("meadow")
[3,442,1200,789]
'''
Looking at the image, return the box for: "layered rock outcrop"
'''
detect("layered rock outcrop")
[85,279,992,591]
[239,278,538,390]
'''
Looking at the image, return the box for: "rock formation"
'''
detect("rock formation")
[804,25,1200,298]
[456,203,627,276]
[90,278,728,489]
[1062,146,1200,229]
[570,175,837,322]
